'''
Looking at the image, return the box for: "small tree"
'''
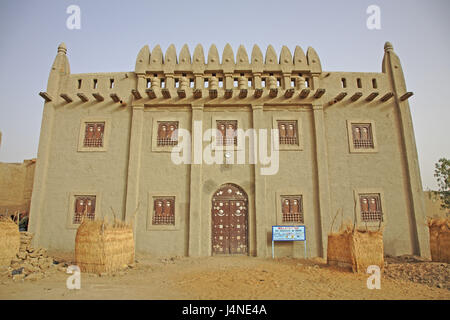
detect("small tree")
[433,158,450,211]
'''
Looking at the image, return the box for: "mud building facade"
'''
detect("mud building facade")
[29,42,430,258]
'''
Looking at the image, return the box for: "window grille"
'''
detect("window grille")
[278,120,298,145]
[281,195,304,223]
[73,195,96,224]
[352,123,374,149]
[157,121,179,146]
[216,120,238,146]
[83,122,105,148]
[152,197,175,225]
[359,194,383,222]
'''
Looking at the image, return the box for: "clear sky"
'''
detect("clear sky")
[0,0,448,189]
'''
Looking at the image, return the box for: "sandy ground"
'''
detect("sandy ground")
[0,252,449,300]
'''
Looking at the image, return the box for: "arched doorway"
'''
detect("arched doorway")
[211,183,248,255]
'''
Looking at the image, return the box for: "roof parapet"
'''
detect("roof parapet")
[134,44,321,74]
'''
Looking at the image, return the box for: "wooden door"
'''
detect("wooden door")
[211,184,248,255]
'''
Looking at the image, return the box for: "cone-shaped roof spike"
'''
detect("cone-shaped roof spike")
[279,46,292,65]
[57,42,67,54]
[306,46,322,73]
[293,46,308,70]
[265,45,277,65]
[222,43,235,64]
[135,45,150,73]
[193,44,205,72]
[384,41,393,52]
[165,44,177,65]
[207,44,220,70]
[179,44,191,65]
[251,44,263,64]
[236,45,249,66]
[193,44,205,64]
[150,45,163,66]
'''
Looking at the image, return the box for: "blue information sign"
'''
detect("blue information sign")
[271,226,307,258]
[272,225,306,241]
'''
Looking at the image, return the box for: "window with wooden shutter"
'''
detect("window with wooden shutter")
[281,195,303,223]
[157,121,178,146]
[73,195,96,224]
[216,120,237,146]
[277,120,298,145]
[352,123,374,149]
[83,122,105,148]
[152,197,175,225]
[359,193,383,222]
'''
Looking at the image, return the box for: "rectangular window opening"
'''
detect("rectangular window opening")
[73,195,96,224]
[357,78,362,88]
[152,197,175,225]
[277,120,299,145]
[352,123,374,149]
[157,121,179,146]
[341,78,347,88]
[372,78,378,89]
[359,194,383,222]
[83,122,105,148]
[281,195,304,223]
[216,120,238,146]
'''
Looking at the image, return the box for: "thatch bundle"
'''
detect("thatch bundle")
[327,226,384,273]
[0,217,20,266]
[428,218,450,263]
[75,219,135,274]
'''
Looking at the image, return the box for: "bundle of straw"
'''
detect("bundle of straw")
[428,217,450,263]
[75,218,135,274]
[0,217,20,266]
[327,225,384,273]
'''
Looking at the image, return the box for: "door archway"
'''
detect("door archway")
[211,183,248,255]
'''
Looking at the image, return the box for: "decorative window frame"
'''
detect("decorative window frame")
[66,191,102,229]
[275,190,305,226]
[346,120,378,153]
[272,114,304,151]
[211,114,244,151]
[146,192,182,231]
[151,116,184,153]
[353,188,387,228]
[77,117,111,152]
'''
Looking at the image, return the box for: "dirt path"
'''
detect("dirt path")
[0,254,449,300]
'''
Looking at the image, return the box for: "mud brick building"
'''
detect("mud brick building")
[29,42,430,258]
[0,159,36,216]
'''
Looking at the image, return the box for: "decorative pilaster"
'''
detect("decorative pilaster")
[382,42,430,258]
[188,104,204,256]
[312,103,332,257]
[252,104,268,257]
[125,105,144,232]
[29,43,70,247]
